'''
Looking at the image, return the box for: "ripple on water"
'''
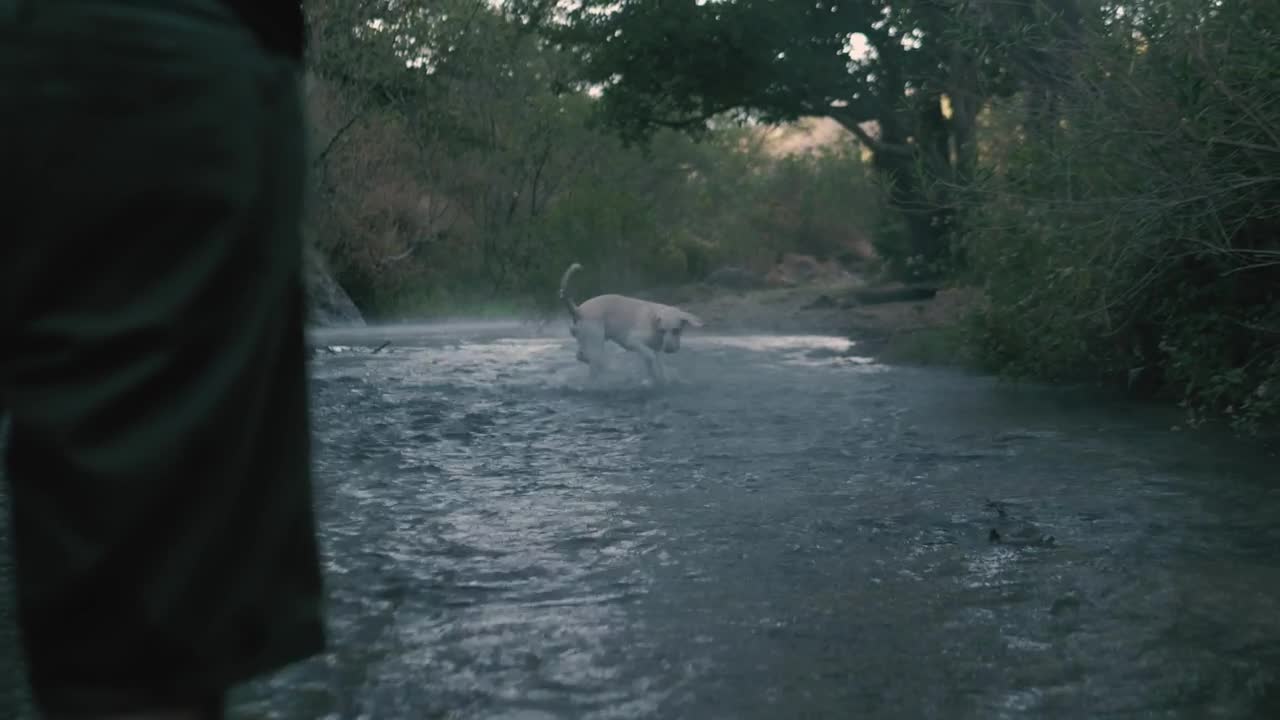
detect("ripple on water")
[226,327,1280,720]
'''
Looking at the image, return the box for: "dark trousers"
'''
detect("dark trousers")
[0,0,327,715]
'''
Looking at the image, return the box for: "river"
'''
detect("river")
[3,321,1279,719]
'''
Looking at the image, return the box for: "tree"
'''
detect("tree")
[549,0,1016,277]
[301,0,890,317]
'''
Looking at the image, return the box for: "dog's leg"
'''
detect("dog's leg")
[617,329,666,386]
[587,347,606,381]
[635,345,664,385]
[576,323,608,380]
[571,325,590,364]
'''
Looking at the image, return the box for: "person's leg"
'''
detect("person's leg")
[0,413,34,720]
[0,1,326,717]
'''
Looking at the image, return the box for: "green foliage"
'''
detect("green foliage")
[866,195,931,281]
[303,1,886,320]
[877,325,972,367]
[752,148,877,261]
[962,0,1280,433]
[551,0,1017,277]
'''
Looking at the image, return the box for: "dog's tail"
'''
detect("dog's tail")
[558,262,583,323]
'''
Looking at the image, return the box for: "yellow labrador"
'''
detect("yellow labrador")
[558,263,703,384]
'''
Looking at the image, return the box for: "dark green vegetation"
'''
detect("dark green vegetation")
[303,0,884,320]
[304,0,1279,433]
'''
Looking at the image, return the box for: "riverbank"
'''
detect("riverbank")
[308,279,979,370]
[637,280,981,366]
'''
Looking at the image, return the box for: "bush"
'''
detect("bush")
[962,0,1280,433]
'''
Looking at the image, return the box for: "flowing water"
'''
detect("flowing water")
[3,321,1279,719]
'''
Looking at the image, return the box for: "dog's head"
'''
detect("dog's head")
[650,307,704,353]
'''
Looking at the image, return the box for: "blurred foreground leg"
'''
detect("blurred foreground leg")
[0,1,326,717]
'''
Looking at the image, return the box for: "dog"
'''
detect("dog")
[558,262,703,384]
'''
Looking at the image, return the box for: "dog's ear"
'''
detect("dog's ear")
[680,312,704,329]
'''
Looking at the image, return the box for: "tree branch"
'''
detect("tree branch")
[377,247,415,267]
[312,109,368,169]
[833,113,913,158]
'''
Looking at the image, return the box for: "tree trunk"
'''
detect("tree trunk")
[869,97,958,279]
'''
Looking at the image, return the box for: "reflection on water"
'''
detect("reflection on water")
[242,326,1280,719]
[692,334,856,351]
[2,325,1279,720]
[688,334,881,369]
